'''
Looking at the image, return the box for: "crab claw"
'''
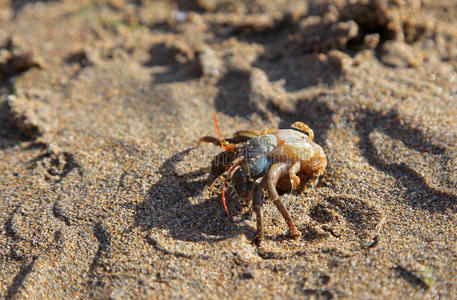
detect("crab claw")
[290,175,300,191]
[206,151,236,187]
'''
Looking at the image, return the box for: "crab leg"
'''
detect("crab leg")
[198,130,258,147]
[291,122,314,140]
[265,163,301,238]
[288,161,301,191]
[198,136,222,146]
[253,184,265,243]
[232,130,259,141]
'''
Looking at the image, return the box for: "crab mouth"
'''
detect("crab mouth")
[234,183,255,205]
[236,190,251,200]
[239,194,252,206]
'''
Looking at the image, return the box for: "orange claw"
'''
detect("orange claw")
[214,112,232,217]
[290,175,300,191]
[214,113,233,151]
[221,164,233,217]
[221,160,242,218]
[222,178,230,217]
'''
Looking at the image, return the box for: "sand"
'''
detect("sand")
[0,0,456,298]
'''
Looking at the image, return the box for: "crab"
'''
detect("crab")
[199,114,327,243]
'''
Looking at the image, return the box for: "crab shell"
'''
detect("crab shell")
[252,129,326,192]
[255,129,325,172]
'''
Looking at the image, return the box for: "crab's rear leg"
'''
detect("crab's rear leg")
[291,122,314,140]
[198,136,222,146]
[198,130,258,147]
[288,161,301,191]
[232,130,259,140]
[265,162,301,238]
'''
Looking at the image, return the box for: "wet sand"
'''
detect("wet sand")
[0,0,456,298]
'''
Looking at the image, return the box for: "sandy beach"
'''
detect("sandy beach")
[0,0,456,298]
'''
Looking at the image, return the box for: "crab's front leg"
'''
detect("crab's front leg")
[266,162,301,238]
[252,184,265,244]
